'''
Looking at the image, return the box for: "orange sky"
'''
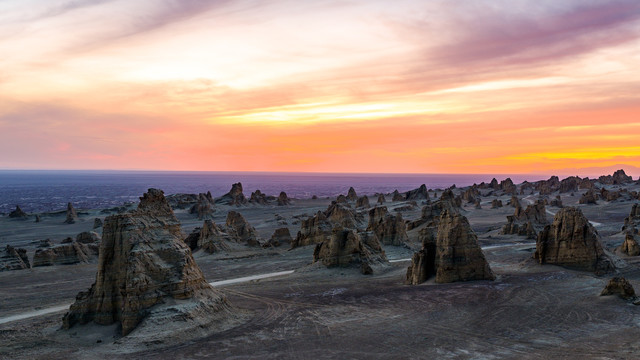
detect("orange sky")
[1,0,640,175]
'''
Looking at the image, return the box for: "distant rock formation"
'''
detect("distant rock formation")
[249,190,268,205]
[8,205,28,219]
[313,227,387,275]
[33,241,99,267]
[346,187,358,202]
[336,194,348,204]
[226,211,260,247]
[491,199,503,209]
[366,206,408,246]
[165,193,199,209]
[93,218,103,229]
[356,195,370,209]
[550,195,563,208]
[508,195,521,208]
[76,231,101,244]
[216,183,247,206]
[599,169,633,185]
[579,189,599,205]
[190,192,215,219]
[277,192,291,206]
[62,188,231,336]
[263,227,292,248]
[35,214,41,223]
[406,211,494,284]
[184,220,232,253]
[559,176,579,193]
[1,245,30,271]
[536,176,560,195]
[405,184,429,201]
[377,194,386,204]
[600,277,636,300]
[623,204,640,234]
[579,178,595,189]
[407,189,460,231]
[462,186,478,204]
[534,207,614,274]
[64,203,78,224]
[474,199,482,209]
[291,202,361,248]
[391,190,404,202]
[500,178,516,195]
[619,234,640,256]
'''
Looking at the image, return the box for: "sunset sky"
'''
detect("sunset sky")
[1,0,640,175]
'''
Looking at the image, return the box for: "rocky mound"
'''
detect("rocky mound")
[462,186,478,204]
[277,192,291,206]
[405,184,429,201]
[391,190,404,202]
[93,218,103,229]
[550,195,563,208]
[623,204,640,233]
[534,207,614,274]
[559,176,579,193]
[313,227,387,275]
[62,188,231,336]
[291,202,361,248]
[366,206,408,246]
[64,202,78,224]
[508,195,521,208]
[33,241,99,267]
[1,245,30,271]
[76,231,101,244]
[406,211,494,284]
[356,195,370,209]
[599,169,633,185]
[579,189,599,205]
[619,234,640,256]
[249,190,268,205]
[407,189,460,231]
[263,227,292,248]
[491,199,503,208]
[190,192,215,219]
[346,187,358,202]
[8,205,28,219]
[184,220,233,253]
[600,277,636,300]
[377,194,386,204]
[216,183,247,206]
[226,211,260,246]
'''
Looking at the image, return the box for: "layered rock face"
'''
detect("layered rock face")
[600,277,636,300]
[8,205,28,219]
[216,183,247,206]
[226,211,260,246]
[65,203,78,224]
[33,241,99,267]
[190,192,215,220]
[356,196,370,209]
[559,176,579,193]
[62,189,229,336]
[502,200,548,238]
[277,192,291,206]
[407,189,460,231]
[1,245,30,271]
[366,206,407,246]
[579,189,599,205]
[406,211,494,284]
[346,187,358,202]
[313,227,387,275]
[534,207,614,274]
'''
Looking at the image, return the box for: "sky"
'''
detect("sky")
[1,0,640,175]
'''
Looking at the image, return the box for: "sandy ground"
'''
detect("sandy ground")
[1,184,640,359]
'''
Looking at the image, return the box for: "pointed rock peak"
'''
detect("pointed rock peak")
[137,188,174,217]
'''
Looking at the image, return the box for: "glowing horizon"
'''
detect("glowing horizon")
[2,0,640,175]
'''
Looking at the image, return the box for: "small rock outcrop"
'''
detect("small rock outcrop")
[64,203,78,224]
[8,205,28,219]
[93,218,103,229]
[622,204,640,233]
[291,202,361,248]
[377,194,386,204]
[33,241,99,267]
[249,190,268,205]
[62,189,231,336]
[406,211,494,284]
[263,227,292,248]
[76,231,101,244]
[619,234,640,256]
[534,207,614,274]
[277,192,291,206]
[600,277,636,300]
[550,195,563,208]
[226,211,260,246]
[392,190,404,202]
[1,245,30,271]
[313,227,387,275]
[491,199,503,209]
[346,187,358,202]
[190,192,215,219]
[184,220,232,253]
[356,196,370,209]
[216,183,247,206]
[599,169,633,185]
[579,189,599,205]
[405,184,429,201]
[508,196,521,208]
[366,206,408,246]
